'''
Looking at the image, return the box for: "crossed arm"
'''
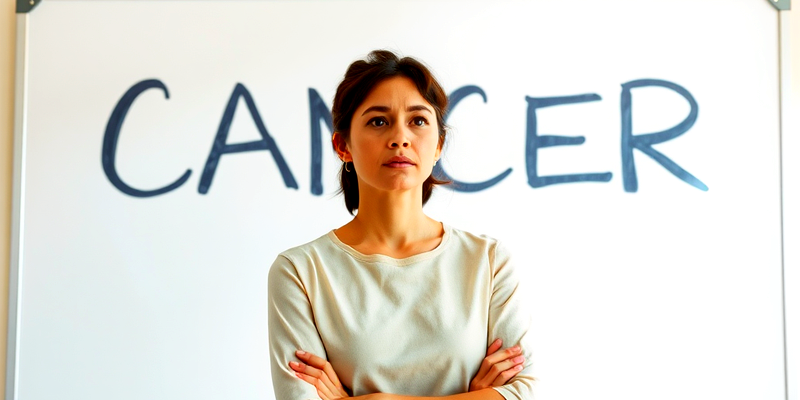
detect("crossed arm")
[269,241,534,400]
[289,338,525,400]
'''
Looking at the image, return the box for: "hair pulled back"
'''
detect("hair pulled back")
[332,50,450,215]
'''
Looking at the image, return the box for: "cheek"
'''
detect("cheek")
[419,134,441,156]
[350,138,380,163]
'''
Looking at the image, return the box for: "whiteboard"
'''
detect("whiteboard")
[8,1,790,400]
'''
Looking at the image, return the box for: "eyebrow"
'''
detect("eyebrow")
[360,104,433,116]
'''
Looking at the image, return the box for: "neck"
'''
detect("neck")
[356,187,428,243]
[338,184,443,254]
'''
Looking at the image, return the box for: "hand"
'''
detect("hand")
[289,350,350,400]
[469,339,525,391]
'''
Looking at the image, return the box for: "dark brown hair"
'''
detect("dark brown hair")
[332,50,450,214]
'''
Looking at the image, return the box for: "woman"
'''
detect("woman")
[268,50,535,400]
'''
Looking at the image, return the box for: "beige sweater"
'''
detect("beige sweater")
[268,225,535,399]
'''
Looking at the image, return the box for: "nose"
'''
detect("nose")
[391,140,410,148]
[389,125,410,148]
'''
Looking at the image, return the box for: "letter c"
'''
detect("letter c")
[437,85,512,192]
[101,79,191,197]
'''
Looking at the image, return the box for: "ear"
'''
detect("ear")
[332,132,351,162]
[434,139,443,162]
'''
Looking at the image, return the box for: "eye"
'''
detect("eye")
[411,116,428,127]
[368,117,387,127]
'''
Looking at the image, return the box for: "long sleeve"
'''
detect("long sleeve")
[267,227,536,399]
[488,242,537,400]
[267,254,326,400]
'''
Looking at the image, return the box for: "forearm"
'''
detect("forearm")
[352,388,505,400]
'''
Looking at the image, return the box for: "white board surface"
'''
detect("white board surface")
[10,1,787,399]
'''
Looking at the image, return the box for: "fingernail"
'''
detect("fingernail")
[296,350,306,356]
[511,345,521,352]
[513,355,525,363]
[494,338,502,344]
[514,365,523,371]
[289,361,299,368]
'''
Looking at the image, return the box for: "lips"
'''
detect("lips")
[383,155,416,168]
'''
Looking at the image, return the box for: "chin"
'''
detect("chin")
[377,179,425,193]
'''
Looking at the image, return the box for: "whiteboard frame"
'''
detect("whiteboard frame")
[7,12,28,400]
[4,2,796,400]
[778,9,798,400]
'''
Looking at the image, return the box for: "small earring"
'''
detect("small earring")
[433,159,438,167]
[344,161,351,173]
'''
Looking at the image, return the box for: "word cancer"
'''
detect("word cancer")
[101,78,707,198]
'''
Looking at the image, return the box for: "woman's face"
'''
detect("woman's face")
[334,76,442,196]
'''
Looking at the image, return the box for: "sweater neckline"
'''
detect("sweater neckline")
[326,223,452,265]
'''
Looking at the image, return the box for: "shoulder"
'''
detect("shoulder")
[446,224,511,258]
[443,225,517,278]
[446,227,525,297]
[268,232,345,299]
[277,231,338,260]
[269,232,338,277]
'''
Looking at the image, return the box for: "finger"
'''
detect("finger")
[299,376,334,400]
[486,339,503,356]
[317,368,340,398]
[486,355,525,385]
[296,350,328,369]
[475,344,522,384]
[292,369,336,400]
[290,361,322,378]
[484,344,522,365]
[296,351,344,394]
[289,360,315,375]
[322,362,343,391]
[480,353,525,387]
[315,377,336,400]
[475,341,506,383]
[293,370,320,387]
[292,356,344,397]
[492,364,524,386]
[292,369,325,391]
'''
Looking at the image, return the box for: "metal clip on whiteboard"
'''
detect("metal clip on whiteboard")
[17,0,40,14]
[768,0,791,10]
